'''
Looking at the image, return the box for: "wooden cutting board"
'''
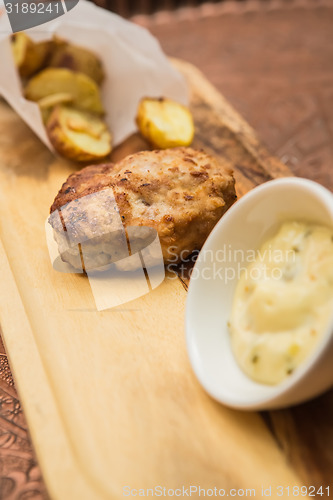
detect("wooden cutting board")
[0,59,314,500]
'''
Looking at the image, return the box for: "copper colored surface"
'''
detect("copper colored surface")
[143,0,333,190]
[0,336,49,499]
[1,1,333,498]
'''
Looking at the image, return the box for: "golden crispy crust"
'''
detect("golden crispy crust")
[46,106,111,163]
[49,147,237,266]
[50,163,117,213]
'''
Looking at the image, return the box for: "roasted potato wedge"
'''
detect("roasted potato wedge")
[38,92,74,123]
[25,68,104,115]
[11,32,51,78]
[46,105,112,162]
[136,97,194,149]
[49,37,104,85]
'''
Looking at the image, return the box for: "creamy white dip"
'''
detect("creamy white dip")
[229,221,333,385]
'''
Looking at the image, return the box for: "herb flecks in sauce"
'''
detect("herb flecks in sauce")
[229,222,333,385]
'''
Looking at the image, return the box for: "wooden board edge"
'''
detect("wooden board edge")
[172,57,293,180]
[0,237,113,500]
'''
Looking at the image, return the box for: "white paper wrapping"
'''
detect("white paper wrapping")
[0,0,188,150]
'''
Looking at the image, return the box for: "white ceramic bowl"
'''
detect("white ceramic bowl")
[186,177,333,410]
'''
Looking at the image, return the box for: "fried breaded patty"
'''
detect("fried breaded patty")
[49,147,236,271]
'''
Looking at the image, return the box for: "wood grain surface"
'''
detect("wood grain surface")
[0,2,332,498]
[0,58,325,500]
[146,3,333,492]
[143,0,333,192]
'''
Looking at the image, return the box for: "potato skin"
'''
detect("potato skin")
[12,34,110,163]
[46,105,112,163]
[49,38,105,85]
[38,92,74,124]
[136,97,194,149]
[11,32,51,78]
[24,68,104,115]
[11,33,104,83]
